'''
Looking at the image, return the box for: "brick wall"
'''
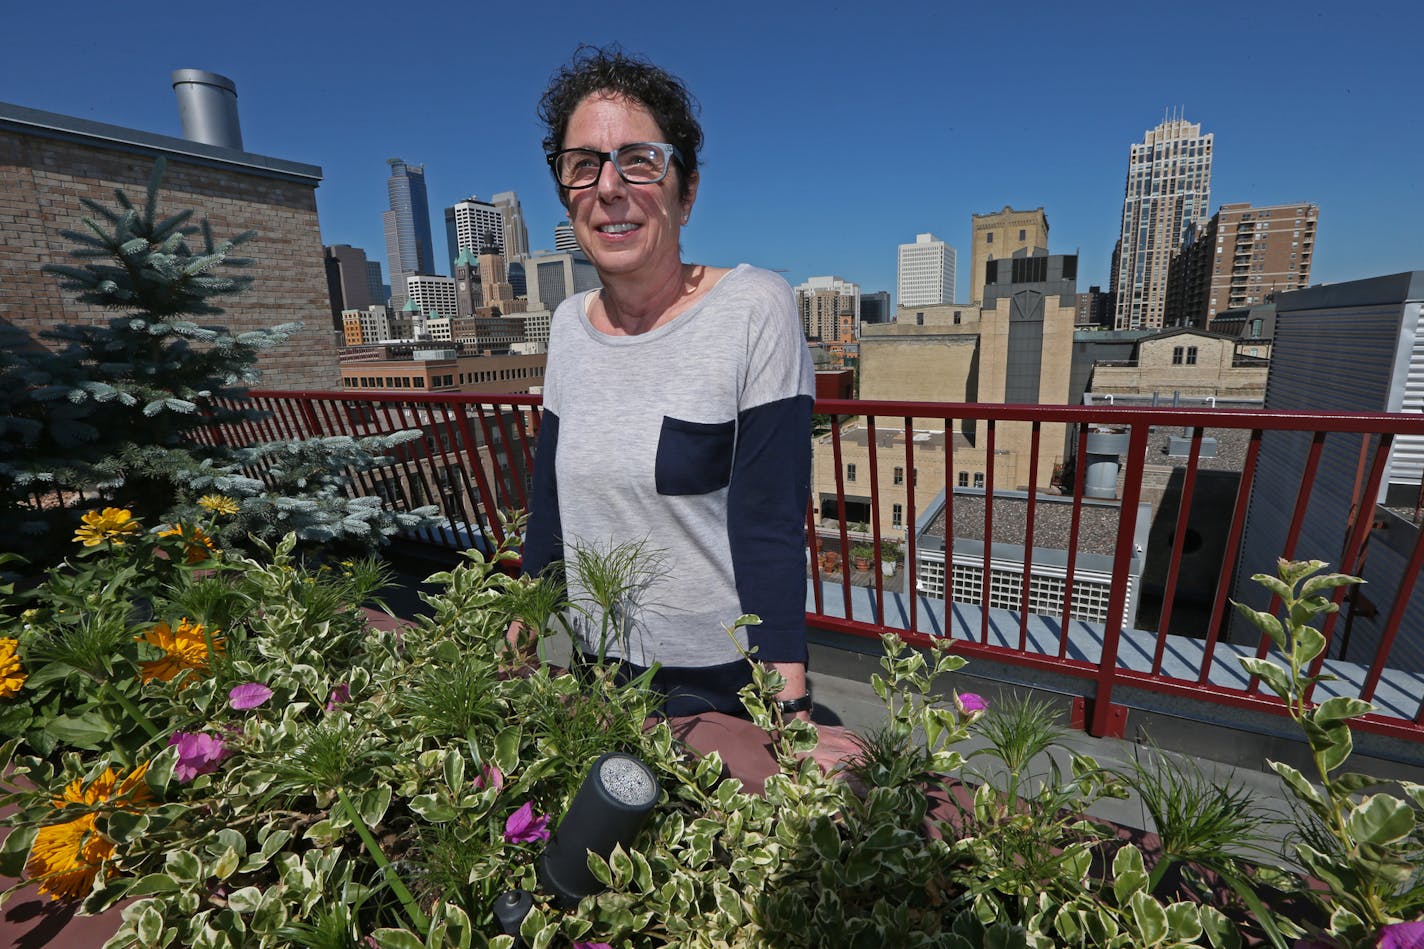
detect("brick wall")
[0,127,339,389]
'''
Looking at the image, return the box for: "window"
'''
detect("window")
[892,503,903,527]
[985,233,993,244]
[958,472,969,487]
[1018,229,1026,240]
[915,312,925,325]
[973,473,985,488]
[1186,346,1198,365]
[846,463,856,482]
[893,466,904,485]
[953,311,961,325]
[1172,346,1184,365]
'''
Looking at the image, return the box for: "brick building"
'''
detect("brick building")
[0,98,339,389]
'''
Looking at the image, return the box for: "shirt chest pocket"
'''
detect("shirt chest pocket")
[655,416,736,495]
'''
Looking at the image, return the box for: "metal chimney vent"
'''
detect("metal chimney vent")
[171,69,243,150]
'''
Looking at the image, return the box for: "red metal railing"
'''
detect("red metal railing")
[215,390,1424,744]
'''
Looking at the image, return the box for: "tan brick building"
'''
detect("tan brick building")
[1086,328,1267,400]
[0,100,339,389]
[340,352,547,395]
[969,206,1049,305]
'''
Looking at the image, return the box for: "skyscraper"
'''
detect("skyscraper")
[492,191,530,260]
[383,158,436,312]
[554,221,579,253]
[1111,116,1213,330]
[897,234,956,308]
[323,245,373,325]
[969,207,1049,305]
[445,197,505,276]
[795,276,860,341]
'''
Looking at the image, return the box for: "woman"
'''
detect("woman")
[517,47,815,721]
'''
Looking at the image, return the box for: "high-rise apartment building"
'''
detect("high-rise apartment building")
[1111,116,1213,331]
[969,206,1048,306]
[897,233,956,308]
[383,158,436,312]
[404,274,457,318]
[795,276,860,341]
[554,221,579,252]
[445,197,505,276]
[1164,202,1319,327]
[492,191,530,260]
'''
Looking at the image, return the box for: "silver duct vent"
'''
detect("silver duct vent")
[171,69,243,150]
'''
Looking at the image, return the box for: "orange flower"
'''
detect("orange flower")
[0,637,25,699]
[136,618,224,688]
[158,523,217,563]
[25,763,151,902]
[73,507,140,547]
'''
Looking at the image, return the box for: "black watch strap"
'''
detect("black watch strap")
[776,690,813,714]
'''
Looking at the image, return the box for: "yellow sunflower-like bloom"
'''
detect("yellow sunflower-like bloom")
[26,763,151,902]
[136,619,224,688]
[157,523,217,563]
[197,494,240,517]
[73,507,141,547]
[0,637,25,699]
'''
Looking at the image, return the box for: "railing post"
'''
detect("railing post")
[1088,419,1151,739]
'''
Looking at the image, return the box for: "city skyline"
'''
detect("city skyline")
[3,0,1420,304]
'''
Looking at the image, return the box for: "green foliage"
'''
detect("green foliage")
[1,158,438,567]
[1234,559,1424,946]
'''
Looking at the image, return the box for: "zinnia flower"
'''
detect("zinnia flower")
[503,801,551,843]
[136,618,223,688]
[325,682,350,711]
[26,763,152,902]
[197,494,240,516]
[228,682,272,710]
[1380,921,1424,949]
[157,523,217,564]
[0,637,26,699]
[169,732,230,782]
[73,507,140,547]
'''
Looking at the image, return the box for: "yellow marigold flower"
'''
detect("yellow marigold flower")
[197,494,240,517]
[73,507,140,547]
[136,619,224,688]
[0,637,25,699]
[157,523,217,564]
[27,763,151,902]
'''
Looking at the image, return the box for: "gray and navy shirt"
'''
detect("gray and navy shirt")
[521,264,815,669]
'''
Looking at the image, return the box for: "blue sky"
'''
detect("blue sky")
[5,0,1421,302]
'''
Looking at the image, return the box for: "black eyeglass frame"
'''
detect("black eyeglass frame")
[545,142,685,190]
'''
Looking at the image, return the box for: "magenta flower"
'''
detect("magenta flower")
[169,731,230,782]
[1379,922,1424,949]
[473,762,505,792]
[228,682,273,710]
[954,691,988,716]
[573,943,613,949]
[326,682,351,711]
[503,801,551,843]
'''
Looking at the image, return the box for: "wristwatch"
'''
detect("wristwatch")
[776,687,813,715]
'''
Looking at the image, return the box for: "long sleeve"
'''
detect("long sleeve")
[519,409,563,578]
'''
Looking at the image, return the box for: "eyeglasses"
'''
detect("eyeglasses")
[546,142,683,190]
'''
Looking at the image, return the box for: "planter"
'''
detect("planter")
[820,552,841,572]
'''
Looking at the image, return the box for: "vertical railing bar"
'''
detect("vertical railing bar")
[980,419,996,646]
[1089,420,1151,737]
[943,416,955,634]
[1196,427,1264,684]
[902,414,918,635]
[1247,429,1327,694]
[1360,516,1424,703]
[450,399,505,548]
[1018,421,1041,652]
[1306,432,1393,703]
[827,414,852,616]
[806,498,824,617]
[1153,425,1204,674]
[469,402,505,510]
[1060,424,1090,659]
[865,416,885,628]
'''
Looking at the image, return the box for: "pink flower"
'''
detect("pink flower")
[503,801,551,843]
[169,731,229,782]
[473,762,505,792]
[954,691,988,717]
[1379,922,1424,949]
[573,943,613,949]
[326,682,350,711]
[228,682,273,710]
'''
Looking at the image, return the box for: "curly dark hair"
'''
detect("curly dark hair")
[538,45,703,202]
